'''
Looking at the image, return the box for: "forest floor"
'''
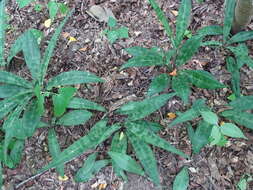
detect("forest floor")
[2,0,253,189]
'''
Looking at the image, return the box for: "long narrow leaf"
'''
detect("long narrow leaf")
[67,97,106,112]
[147,0,175,47]
[229,95,253,111]
[9,139,24,166]
[127,131,160,186]
[40,9,74,83]
[147,73,170,97]
[39,120,121,173]
[0,161,2,188]
[56,110,92,126]
[48,129,65,176]
[175,0,192,47]
[223,0,236,42]
[47,70,104,90]
[22,30,41,81]
[172,74,190,104]
[196,25,223,37]
[0,0,6,66]
[0,71,32,88]
[0,85,27,98]
[126,122,188,158]
[226,56,240,97]
[227,31,253,44]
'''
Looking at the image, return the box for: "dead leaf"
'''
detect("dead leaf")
[58,175,69,181]
[67,36,77,45]
[98,183,107,190]
[86,5,115,22]
[171,10,178,16]
[44,19,52,28]
[169,69,177,76]
[62,32,70,38]
[167,112,177,119]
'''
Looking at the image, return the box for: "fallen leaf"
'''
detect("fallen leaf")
[79,47,88,52]
[98,183,107,190]
[171,10,178,16]
[44,19,52,28]
[169,69,177,76]
[86,5,115,22]
[58,175,69,181]
[62,32,70,38]
[167,112,177,119]
[68,36,77,44]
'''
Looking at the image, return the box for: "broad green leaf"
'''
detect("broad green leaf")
[126,122,188,158]
[117,93,176,121]
[47,70,103,90]
[56,110,92,126]
[187,121,212,154]
[67,97,106,112]
[127,131,160,186]
[229,95,253,111]
[106,27,129,44]
[13,100,41,139]
[175,0,192,47]
[0,85,27,98]
[110,132,128,181]
[34,84,44,115]
[39,120,121,173]
[22,30,42,81]
[220,123,247,139]
[121,54,164,70]
[48,0,59,21]
[172,74,190,104]
[53,87,76,117]
[183,70,225,89]
[169,99,206,127]
[9,139,24,166]
[196,25,223,37]
[108,151,144,176]
[209,125,221,146]
[173,166,189,190]
[223,0,236,42]
[201,40,223,47]
[200,111,218,125]
[0,71,32,88]
[221,110,253,130]
[227,31,253,44]
[0,0,6,66]
[175,35,202,66]
[16,0,34,8]
[164,49,176,65]
[133,120,163,133]
[108,17,117,27]
[227,44,251,68]
[40,9,74,83]
[48,129,64,176]
[147,73,170,96]
[226,56,240,97]
[125,46,159,57]
[147,0,175,47]
[74,153,97,182]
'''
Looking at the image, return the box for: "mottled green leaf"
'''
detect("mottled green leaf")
[126,122,188,158]
[221,110,253,130]
[209,125,221,146]
[106,27,129,43]
[226,56,240,97]
[47,70,104,90]
[117,93,176,121]
[200,111,218,125]
[147,0,175,46]
[184,70,225,89]
[196,25,223,37]
[39,120,121,173]
[56,110,92,126]
[22,30,42,81]
[108,151,144,176]
[34,84,44,115]
[173,167,189,190]
[48,128,64,176]
[110,132,128,181]
[223,0,236,41]
[227,31,253,44]
[0,0,6,66]
[227,44,250,68]
[40,9,74,83]
[0,71,32,88]
[0,161,2,188]
[9,139,24,166]
[172,74,190,104]
[147,73,170,96]
[133,120,163,133]
[48,0,59,21]
[67,97,106,112]
[108,17,117,27]
[229,95,253,111]
[187,121,212,154]
[53,87,76,117]
[175,0,192,47]
[125,46,160,57]
[220,123,247,139]
[175,36,202,66]
[127,131,160,186]
[0,85,27,98]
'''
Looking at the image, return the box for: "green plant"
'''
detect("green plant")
[39,93,189,187]
[103,17,129,44]
[0,7,106,185]
[121,0,225,105]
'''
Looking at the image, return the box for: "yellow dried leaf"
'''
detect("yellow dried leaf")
[98,183,107,190]
[171,10,178,16]
[79,47,88,52]
[169,69,177,76]
[44,19,52,28]
[220,121,225,126]
[58,175,69,181]
[68,36,77,44]
[167,112,177,119]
